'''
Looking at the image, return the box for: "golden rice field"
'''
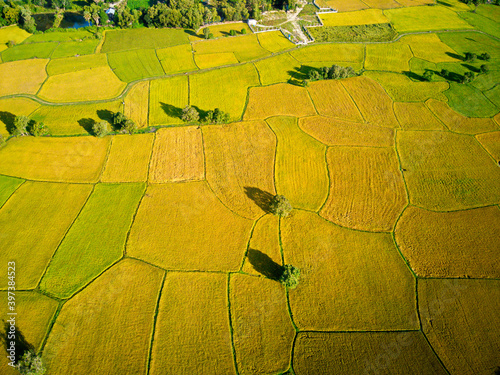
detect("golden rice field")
[0,5,499,373]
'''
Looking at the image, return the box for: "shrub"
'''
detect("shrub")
[229,29,237,36]
[29,121,50,136]
[204,108,230,124]
[464,52,477,62]
[112,111,127,129]
[279,265,300,289]
[13,115,30,136]
[308,64,355,81]
[269,195,292,217]
[440,69,449,79]
[480,52,490,61]
[461,71,475,84]
[16,350,46,375]
[241,28,247,34]
[122,118,138,134]
[181,106,200,122]
[423,70,434,82]
[480,64,489,74]
[208,33,214,39]
[203,27,210,39]
[92,121,110,137]
[7,40,16,48]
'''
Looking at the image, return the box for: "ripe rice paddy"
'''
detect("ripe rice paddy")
[156,44,198,74]
[107,49,165,82]
[319,9,389,26]
[257,30,295,53]
[0,59,48,97]
[124,81,149,128]
[148,76,189,125]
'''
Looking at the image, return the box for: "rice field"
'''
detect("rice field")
[364,43,413,72]
[156,44,198,74]
[319,9,389,26]
[393,101,446,130]
[257,31,295,53]
[107,49,165,82]
[0,175,24,207]
[289,43,364,63]
[254,53,300,85]
[444,82,499,118]
[124,81,149,128]
[189,22,251,41]
[148,76,189,125]
[0,97,40,137]
[193,34,270,62]
[101,28,190,53]
[475,131,500,161]
[1,42,57,62]
[0,59,48,97]
[0,25,31,47]
[400,33,460,63]
[324,0,368,12]
[361,0,402,8]
[46,54,108,76]
[50,39,99,59]
[194,52,239,69]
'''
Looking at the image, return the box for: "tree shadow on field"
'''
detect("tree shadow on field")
[0,111,16,134]
[78,118,95,135]
[403,70,426,82]
[244,186,274,214]
[96,109,115,123]
[288,65,312,81]
[462,63,480,73]
[184,29,198,38]
[436,0,452,7]
[160,102,183,120]
[0,321,34,364]
[247,249,284,281]
[445,52,465,61]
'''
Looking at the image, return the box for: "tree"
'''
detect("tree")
[203,27,210,39]
[269,195,292,217]
[92,121,110,137]
[52,0,73,10]
[423,70,434,82]
[112,111,127,129]
[122,119,138,134]
[83,10,91,24]
[461,71,475,84]
[279,265,300,289]
[205,108,230,124]
[181,106,200,122]
[480,64,489,74]
[29,121,50,136]
[13,116,30,136]
[53,9,64,28]
[229,29,237,36]
[241,28,246,34]
[464,52,477,62]
[16,350,45,375]
[440,69,449,79]
[0,133,5,145]
[480,52,490,61]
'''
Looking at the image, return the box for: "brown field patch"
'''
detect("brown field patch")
[394,102,445,130]
[149,126,204,183]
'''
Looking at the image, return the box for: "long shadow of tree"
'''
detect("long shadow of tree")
[160,102,183,120]
[0,321,34,364]
[78,118,95,135]
[445,52,465,61]
[247,249,284,281]
[0,111,16,135]
[244,186,274,214]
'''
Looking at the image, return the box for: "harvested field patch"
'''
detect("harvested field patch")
[396,131,500,209]
[47,53,108,76]
[191,64,260,121]
[419,279,500,375]
[40,183,146,298]
[0,181,92,289]
[108,49,164,82]
[0,175,23,208]
[38,66,126,103]
[148,76,188,125]
[189,22,251,41]
[439,31,500,60]
[321,147,407,231]
[307,80,363,121]
[289,43,364,63]
[244,83,316,120]
[365,43,413,72]
[0,136,110,182]
[230,274,294,374]
[0,25,31,47]
[400,33,460,63]
[299,115,394,147]
[242,214,282,276]
[341,76,400,127]
[194,52,238,69]
[0,97,40,137]
[193,34,270,62]
[395,206,500,278]
[127,182,253,271]
[254,53,299,85]
[124,81,149,128]
[365,71,448,102]
[281,210,417,330]
[267,116,328,211]
[361,0,402,8]
[149,126,204,183]
[0,59,48,97]
[426,98,498,133]
[203,121,276,219]
[324,0,368,12]
[476,131,500,161]
[393,102,446,130]
[384,6,474,32]
[156,44,197,74]
[102,134,154,182]
[150,272,234,374]
[101,28,189,53]
[30,100,122,135]
[293,331,447,374]
[1,42,56,62]
[445,82,499,118]
[50,39,99,58]
[319,9,389,26]
[43,259,164,375]
[257,30,295,53]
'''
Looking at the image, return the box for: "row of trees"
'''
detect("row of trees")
[93,111,137,137]
[181,106,231,124]
[304,64,357,85]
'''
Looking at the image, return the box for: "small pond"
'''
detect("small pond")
[34,12,92,31]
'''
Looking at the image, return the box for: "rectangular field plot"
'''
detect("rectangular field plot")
[400,33,460,63]
[439,32,500,60]
[476,131,500,161]
[101,134,154,182]
[190,64,260,121]
[460,12,500,39]
[294,332,447,374]
[394,102,446,130]
[50,39,99,58]
[1,42,57,62]
[47,53,108,76]
[230,274,294,374]
[319,9,389,26]
[39,183,146,299]
[30,101,122,135]
[203,121,276,219]
[43,259,164,375]
[307,80,363,121]
[244,84,316,120]
[267,116,328,211]
[156,44,197,74]
[150,272,235,375]
[0,25,31,46]
[101,28,190,53]
[396,131,500,210]
[189,22,251,40]
[124,81,149,128]
[194,52,239,69]
[148,76,188,125]
[290,43,364,63]
[149,126,204,183]
[0,59,48,97]
[108,49,164,82]
[395,206,500,278]
[324,0,368,12]
[24,29,93,43]
[384,6,474,32]
[38,66,126,102]
[281,210,417,331]
[445,82,499,118]
[257,31,295,53]
[365,43,413,72]
[0,181,92,289]
[0,136,110,182]
[0,97,40,137]
[254,53,300,85]
[193,34,270,62]
[0,175,24,208]
[419,279,500,375]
